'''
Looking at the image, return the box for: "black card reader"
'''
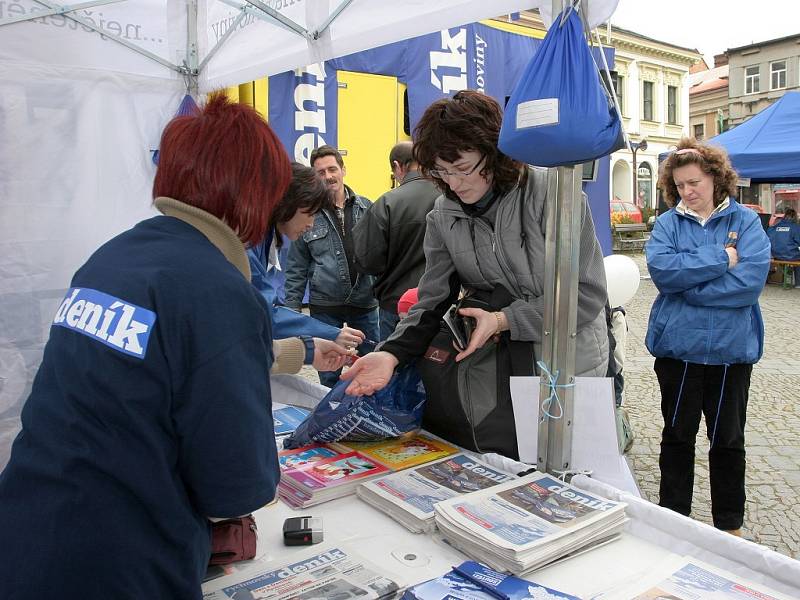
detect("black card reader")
[282,516,323,546]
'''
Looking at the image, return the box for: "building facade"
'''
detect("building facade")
[727,34,800,127]
[605,27,701,211]
[724,35,800,211]
[688,56,729,141]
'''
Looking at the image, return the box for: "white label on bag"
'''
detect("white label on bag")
[516,98,559,129]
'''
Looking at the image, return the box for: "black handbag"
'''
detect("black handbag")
[415,286,535,459]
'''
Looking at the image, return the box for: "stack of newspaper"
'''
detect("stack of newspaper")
[279,434,458,508]
[202,545,402,600]
[357,453,516,533]
[434,471,627,575]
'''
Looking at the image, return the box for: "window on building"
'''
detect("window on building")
[610,71,624,114]
[667,85,678,124]
[642,81,654,121]
[694,123,704,140]
[771,60,787,90]
[745,65,760,94]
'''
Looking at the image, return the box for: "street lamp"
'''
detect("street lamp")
[630,138,648,207]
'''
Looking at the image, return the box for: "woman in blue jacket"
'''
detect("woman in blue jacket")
[248,162,366,351]
[646,139,770,536]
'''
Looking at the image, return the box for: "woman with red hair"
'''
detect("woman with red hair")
[0,94,296,598]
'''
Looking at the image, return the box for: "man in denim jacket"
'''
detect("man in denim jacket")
[285,146,379,387]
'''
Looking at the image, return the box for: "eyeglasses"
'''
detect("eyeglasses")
[429,155,485,179]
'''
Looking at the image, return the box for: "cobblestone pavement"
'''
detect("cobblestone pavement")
[296,253,800,559]
[622,252,800,559]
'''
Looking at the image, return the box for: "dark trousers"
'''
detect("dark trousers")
[654,357,752,530]
[309,307,379,388]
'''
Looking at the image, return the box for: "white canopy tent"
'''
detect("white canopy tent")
[0,0,619,468]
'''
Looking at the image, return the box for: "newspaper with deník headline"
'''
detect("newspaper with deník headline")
[357,453,516,533]
[434,471,627,574]
[202,545,403,600]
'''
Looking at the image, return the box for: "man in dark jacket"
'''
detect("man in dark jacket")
[767,208,800,287]
[352,142,441,340]
[285,146,379,387]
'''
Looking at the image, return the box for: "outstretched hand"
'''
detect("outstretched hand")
[340,351,399,396]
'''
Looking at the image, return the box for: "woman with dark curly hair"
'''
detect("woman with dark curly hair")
[646,138,770,536]
[342,90,609,458]
[248,162,365,358]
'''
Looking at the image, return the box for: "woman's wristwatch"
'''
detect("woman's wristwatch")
[299,335,315,365]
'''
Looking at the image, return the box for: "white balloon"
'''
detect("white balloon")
[604,254,640,307]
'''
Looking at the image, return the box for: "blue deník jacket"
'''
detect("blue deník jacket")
[767,217,800,261]
[645,199,770,365]
[248,230,340,340]
[284,190,377,311]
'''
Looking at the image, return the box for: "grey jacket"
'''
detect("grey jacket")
[382,166,609,377]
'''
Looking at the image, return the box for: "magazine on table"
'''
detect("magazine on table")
[202,545,403,600]
[434,471,627,574]
[277,434,459,509]
[357,453,516,533]
[402,560,580,600]
[598,555,794,600]
[342,435,459,470]
[279,445,391,508]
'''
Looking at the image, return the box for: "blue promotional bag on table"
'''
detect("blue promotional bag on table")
[498,3,624,167]
[283,365,425,449]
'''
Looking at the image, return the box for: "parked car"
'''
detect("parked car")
[610,199,643,224]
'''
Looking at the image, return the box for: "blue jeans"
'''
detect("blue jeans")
[309,307,379,388]
[378,308,400,341]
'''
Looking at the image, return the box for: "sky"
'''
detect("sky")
[609,0,799,66]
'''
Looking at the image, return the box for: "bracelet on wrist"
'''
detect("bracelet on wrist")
[493,311,503,336]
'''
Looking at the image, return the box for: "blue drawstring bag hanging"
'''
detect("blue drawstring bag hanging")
[151,94,200,165]
[498,2,624,167]
[283,365,426,449]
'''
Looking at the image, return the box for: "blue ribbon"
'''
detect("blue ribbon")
[537,360,575,422]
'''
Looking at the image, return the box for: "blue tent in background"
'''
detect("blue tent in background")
[709,91,800,183]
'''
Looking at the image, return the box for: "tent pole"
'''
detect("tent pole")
[185,0,199,96]
[537,166,581,477]
[314,0,355,39]
[29,0,182,73]
[244,0,311,39]
[537,0,580,478]
[197,8,248,77]
[0,0,123,28]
